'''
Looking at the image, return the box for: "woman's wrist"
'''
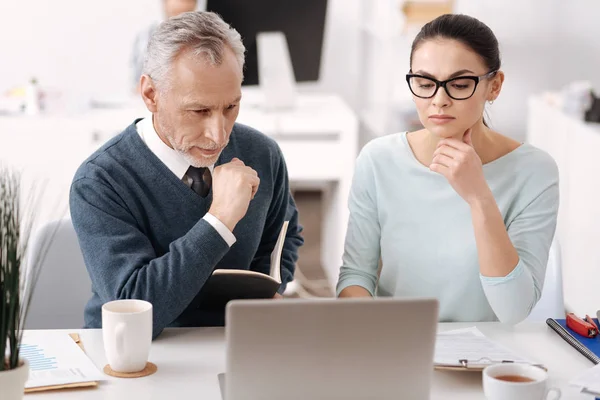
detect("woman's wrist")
[468,188,495,211]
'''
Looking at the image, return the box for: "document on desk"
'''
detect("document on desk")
[570,363,600,396]
[20,331,105,389]
[435,327,533,370]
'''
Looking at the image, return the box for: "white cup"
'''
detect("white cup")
[483,364,561,400]
[102,299,153,373]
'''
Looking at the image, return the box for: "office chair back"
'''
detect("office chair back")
[25,218,91,329]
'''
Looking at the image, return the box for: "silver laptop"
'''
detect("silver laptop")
[221,297,439,400]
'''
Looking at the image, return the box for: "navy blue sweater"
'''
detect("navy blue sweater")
[70,121,303,338]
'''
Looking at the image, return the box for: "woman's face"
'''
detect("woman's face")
[409,38,502,139]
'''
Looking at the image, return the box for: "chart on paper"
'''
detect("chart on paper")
[19,331,105,389]
[20,343,58,371]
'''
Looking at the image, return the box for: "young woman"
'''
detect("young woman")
[337,14,559,324]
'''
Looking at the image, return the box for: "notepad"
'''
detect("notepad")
[434,327,535,371]
[546,318,600,364]
[20,331,105,391]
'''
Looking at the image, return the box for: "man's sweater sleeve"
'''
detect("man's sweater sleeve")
[70,176,230,339]
[249,145,304,292]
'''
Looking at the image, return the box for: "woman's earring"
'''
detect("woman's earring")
[488,100,494,105]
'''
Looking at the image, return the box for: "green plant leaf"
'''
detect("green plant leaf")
[0,167,59,370]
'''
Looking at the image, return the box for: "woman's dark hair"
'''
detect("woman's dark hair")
[410,14,501,74]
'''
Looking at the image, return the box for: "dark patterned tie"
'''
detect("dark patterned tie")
[186,166,212,198]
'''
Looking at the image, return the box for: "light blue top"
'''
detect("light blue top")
[337,132,559,324]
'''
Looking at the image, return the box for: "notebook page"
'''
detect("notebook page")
[435,327,531,367]
[269,221,289,283]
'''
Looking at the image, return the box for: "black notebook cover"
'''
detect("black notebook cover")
[198,271,280,310]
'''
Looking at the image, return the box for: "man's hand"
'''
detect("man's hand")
[273,293,283,299]
[429,129,492,206]
[208,158,260,231]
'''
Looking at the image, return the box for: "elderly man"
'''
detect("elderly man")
[71,11,304,338]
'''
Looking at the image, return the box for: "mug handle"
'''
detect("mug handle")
[546,388,561,400]
[115,322,126,356]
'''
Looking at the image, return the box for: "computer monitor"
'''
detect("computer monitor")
[206,0,328,86]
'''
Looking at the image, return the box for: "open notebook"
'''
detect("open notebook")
[435,327,537,371]
[198,221,289,309]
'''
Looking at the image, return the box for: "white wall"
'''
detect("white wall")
[453,0,561,140]
[0,0,361,110]
[0,1,162,102]
[555,0,600,91]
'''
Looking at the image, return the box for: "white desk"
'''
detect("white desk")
[28,323,596,399]
[0,90,358,290]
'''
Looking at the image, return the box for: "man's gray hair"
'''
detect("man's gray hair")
[143,11,245,88]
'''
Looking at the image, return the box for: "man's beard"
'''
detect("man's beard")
[160,122,227,167]
[175,142,225,168]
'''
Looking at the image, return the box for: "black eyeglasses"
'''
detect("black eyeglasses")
[406,71,497,100]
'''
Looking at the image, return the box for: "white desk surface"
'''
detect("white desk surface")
[27,322,596,400]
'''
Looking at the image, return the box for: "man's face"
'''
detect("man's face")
[147,47,243,168]
[164,0,197,18]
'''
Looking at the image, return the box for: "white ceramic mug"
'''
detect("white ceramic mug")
[483,363,561,400]
[102,299,153,373]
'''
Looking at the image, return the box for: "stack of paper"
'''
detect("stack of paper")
[19,331,105,391]
[435,327,533,369]
[570,363,600,397]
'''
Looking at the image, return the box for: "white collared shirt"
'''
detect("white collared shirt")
[136,115,236,247]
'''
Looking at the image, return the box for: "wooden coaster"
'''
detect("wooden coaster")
[103,362,157,378]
